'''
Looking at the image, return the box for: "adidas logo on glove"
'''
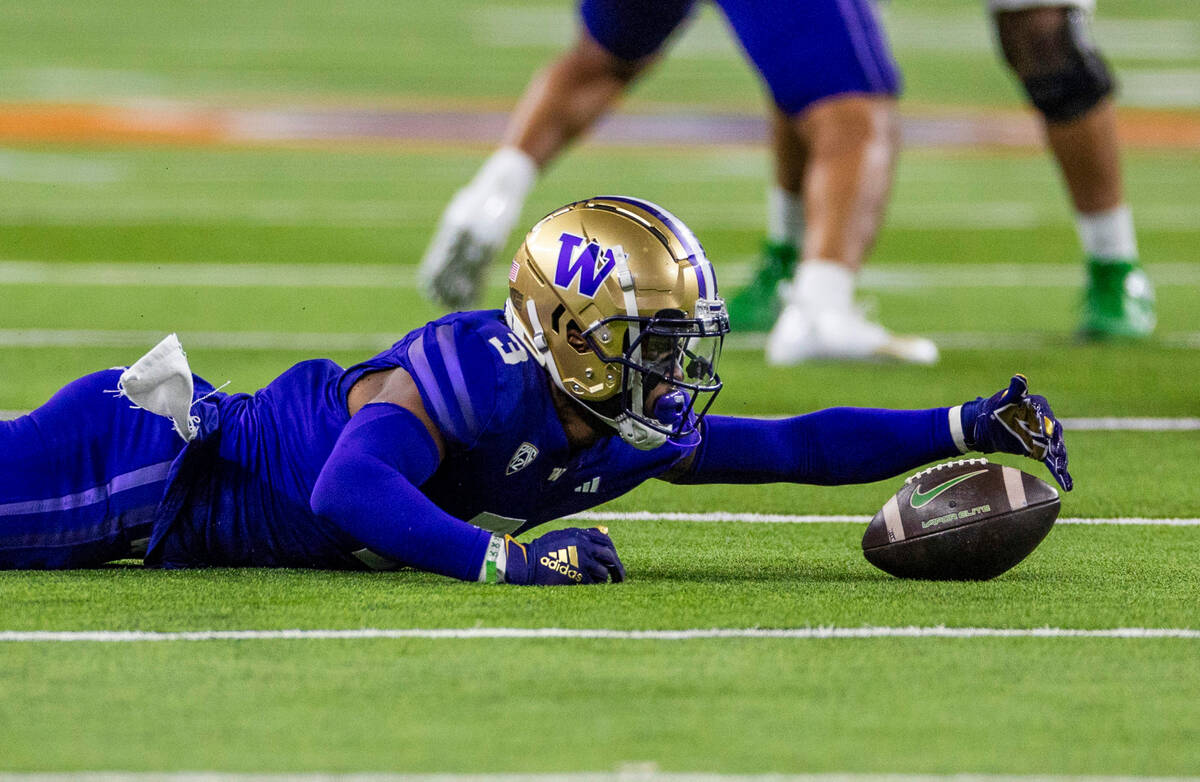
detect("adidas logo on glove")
[539,546,582,582]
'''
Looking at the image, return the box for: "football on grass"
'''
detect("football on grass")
[862,458,1060,580]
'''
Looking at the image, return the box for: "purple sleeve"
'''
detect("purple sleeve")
[310,403,492,582]
[680,407,963,486]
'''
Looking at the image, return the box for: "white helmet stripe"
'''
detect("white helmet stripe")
[612,245,644,423]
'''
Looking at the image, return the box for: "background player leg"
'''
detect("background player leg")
[765,95,938,365]
[993,3,1155,338]
[702,0,937,363]
[418,31,658,309]
[727,109,804,333]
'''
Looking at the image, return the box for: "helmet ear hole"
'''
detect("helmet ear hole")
[565,323,589,354]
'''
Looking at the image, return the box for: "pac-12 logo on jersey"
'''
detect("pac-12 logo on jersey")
[506,442,539,475]
[554,232,624,298]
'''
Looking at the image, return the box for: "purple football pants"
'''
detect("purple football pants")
[0,370,185,569]
[581,0,901,113]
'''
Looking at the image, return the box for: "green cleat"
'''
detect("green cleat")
[1079,257,1156,340]
[727,240,797,332]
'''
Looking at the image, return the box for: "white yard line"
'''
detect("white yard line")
[0,260,417,287]
[0,149,126,184]
[1119,69,1200,109]
[1061,418,1200,431]
[1,260,1199,289]
[567,512,1200,527]
[3,327,1200,356]
[0,328,397,351]
[724,331,1200,352]
[0,627,1196,643]
[3,776,1199,782]
[5,202,1199,230]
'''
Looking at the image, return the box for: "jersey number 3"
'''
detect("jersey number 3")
[489,335,529,365]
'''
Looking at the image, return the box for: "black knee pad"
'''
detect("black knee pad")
[1019,10,1115,123]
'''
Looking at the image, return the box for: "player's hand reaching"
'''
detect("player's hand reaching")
[962,374,1073,491]
[501,527,626,585]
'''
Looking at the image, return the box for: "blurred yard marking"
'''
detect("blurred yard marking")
[726,331,1200,352]
[0,260,418,287]
[5,778,1200,782]
[0,149,125,184]
[1,627,1197,643]
[886,12,1200,61]
[568,512,1200,526]
[5,67,168,101]
[3,327,1200,358]
[0,260,1197,288]
[3,201,1196,231]
[1120,70,1200,109]
[0,329,398,351]
[1062,418,1200,431]
[3,775,1200,782]
[2,329,1200,356]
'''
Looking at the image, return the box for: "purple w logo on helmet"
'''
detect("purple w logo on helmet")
[553,232,620,298]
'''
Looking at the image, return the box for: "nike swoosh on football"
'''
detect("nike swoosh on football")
[909,470,989,509]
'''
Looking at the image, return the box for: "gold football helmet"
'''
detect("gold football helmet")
[505,196,729,449]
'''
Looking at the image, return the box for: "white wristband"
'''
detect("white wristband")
[948,404,969,454]
[478,534,509,584]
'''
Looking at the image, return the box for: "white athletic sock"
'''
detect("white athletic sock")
[471,147,538,204]
[1076,204,1138,262]
[793,258,855,312]
[766,186,803,245]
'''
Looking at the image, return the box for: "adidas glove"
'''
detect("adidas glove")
[962,374,1073,491]
[489,527,626,585]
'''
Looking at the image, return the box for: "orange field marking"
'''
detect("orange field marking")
[1116,108,1200,147]
[0,102,1196,149]
[0,103,224,145]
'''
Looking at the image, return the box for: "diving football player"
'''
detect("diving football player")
[0,197,1070,580]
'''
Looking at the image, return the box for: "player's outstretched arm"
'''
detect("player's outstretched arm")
[669,375,1071,491]
[311,368,624,584]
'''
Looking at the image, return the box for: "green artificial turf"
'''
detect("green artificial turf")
[1,638,1197,774]
[0,0,1197,774]
[1,519,1198,773]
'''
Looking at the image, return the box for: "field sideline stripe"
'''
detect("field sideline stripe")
[567,512,1200,527]
[1,776,1198,782]
[0,627,1196,643]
